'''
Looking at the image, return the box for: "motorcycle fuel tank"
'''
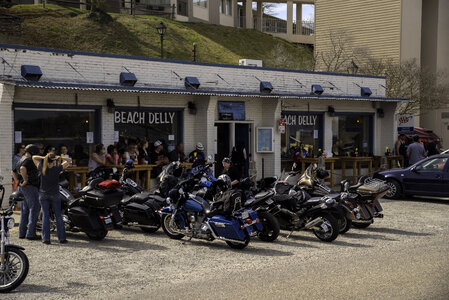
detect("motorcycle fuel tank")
[183,199,203,212]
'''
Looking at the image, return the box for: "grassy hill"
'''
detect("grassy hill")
[0,4,312,69]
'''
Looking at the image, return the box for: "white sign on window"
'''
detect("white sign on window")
[257,127,273,153]
[114,131,119,143]
[14,131,22,143]
[86,132,94,144]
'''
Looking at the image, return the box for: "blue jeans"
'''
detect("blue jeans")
[39,193,66,241]
[19,185,41,238]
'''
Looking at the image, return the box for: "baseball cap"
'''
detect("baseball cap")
[154,140,162,147]
[222,157,231,164]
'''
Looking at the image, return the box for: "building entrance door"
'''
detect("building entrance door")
[215,123,230,175]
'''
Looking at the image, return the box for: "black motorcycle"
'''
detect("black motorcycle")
[117,161,175,233]
[267,180,341,242]
[11,177,123,241]
[0,176,29,293]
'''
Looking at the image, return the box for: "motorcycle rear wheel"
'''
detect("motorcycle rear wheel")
[86,230,108,240]
[257,212,280,242]
[226,236,250,249]
[312,213,339,242]
[0,248,29,293]
[338,217,352,234]
[161,215,184,240]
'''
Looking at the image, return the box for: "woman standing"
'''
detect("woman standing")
[32,153,71,244]
[105,145,119,166]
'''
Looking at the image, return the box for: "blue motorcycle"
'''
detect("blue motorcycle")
[160,178,262,249]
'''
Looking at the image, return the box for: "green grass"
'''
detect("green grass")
[0,4,312,69]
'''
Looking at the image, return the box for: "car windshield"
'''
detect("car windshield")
[415,157,448,172]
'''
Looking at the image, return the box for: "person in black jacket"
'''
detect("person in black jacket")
[12,144,41,240]
[221,157,240,187]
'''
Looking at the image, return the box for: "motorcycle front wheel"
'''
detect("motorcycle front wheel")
[161,215,184,240]
[226,236,250,249]
[312,212,339,242]
[257,212,280,242]
[0,248,29,293]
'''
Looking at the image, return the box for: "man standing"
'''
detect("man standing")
[169,142,186,162]
[221,157,240,187]
[12,144,41,240]
[395,134,408,167]
[407,135,427,166]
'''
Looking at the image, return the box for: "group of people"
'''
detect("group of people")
[12,145,71,244]
[395,134,441,167]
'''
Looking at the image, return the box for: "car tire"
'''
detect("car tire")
[385,179,402,199]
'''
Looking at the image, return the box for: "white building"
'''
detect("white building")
[0,44,407,198]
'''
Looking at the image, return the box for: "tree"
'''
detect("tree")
[314,30,449,114]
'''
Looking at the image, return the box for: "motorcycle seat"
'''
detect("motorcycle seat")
[272,194,293,202]
[302,197,324,206]
[348,183,363,193]
[255,191,274,200]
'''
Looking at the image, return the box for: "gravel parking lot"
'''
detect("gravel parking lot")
[6,197,449,300]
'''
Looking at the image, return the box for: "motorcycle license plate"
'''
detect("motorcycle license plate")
[103,216,112,224]
[266,199,274,205]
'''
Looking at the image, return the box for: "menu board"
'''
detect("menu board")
[257,127,273,153]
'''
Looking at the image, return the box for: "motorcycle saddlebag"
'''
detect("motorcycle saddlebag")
[123,201,159,226]
[209,215,246,241]
[68,206,104,230]
[83,188,124,208]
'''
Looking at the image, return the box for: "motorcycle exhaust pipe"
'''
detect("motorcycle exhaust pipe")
[304,217,323,229]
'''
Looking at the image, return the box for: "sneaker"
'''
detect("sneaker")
[42,240,51,245]
[59,239,68,244]
[26,235,42,240]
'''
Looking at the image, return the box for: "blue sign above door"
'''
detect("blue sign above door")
[218,101,245,120]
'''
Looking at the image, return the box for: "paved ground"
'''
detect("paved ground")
[6,197,449,300]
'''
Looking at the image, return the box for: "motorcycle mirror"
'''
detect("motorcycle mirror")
[207,154,213,161]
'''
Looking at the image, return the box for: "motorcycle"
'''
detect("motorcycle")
[117,160,173,233]
[11,176,123,241]
[188,162,280,243]
[0,175,29,293]
[269,180,341,242]
[295,163,387,229]
[160,178,262,249]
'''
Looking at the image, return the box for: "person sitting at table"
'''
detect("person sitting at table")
[124,142,139,165]
[105,145,119,166]
[88,144,106,171]
[151,140,169,177]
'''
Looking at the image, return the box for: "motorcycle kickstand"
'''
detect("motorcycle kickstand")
[286,230,294,239]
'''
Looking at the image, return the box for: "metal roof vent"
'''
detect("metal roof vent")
[311,84,324,95]
[361,87,372,97]
[120,72,137,86]
[185,76,200,89]
[21,65,42,81]
[260,81,273,94]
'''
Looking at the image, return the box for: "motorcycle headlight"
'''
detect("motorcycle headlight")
[7,217,15,229]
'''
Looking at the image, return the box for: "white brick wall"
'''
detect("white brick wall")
[0,83,15,208]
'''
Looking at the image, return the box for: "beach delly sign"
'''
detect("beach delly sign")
[115,111,176,125]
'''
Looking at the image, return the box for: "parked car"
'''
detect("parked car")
[442,149,449,154]
[374,154,449,198]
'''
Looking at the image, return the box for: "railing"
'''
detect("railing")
[253,17,314,36]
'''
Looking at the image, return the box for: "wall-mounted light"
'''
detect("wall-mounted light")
[328,106,335,117]
[106,98,115,113]
[188,101,197,115]
[377,108,384,118]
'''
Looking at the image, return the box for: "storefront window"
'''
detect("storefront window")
[331,114,373,156]
[193,0,207,8]
[220,0,232,15]
[281,112,323,166]
[114,108,182,153]
[14,107,98,164]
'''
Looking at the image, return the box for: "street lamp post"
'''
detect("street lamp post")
[156,21,167,59]
[192,42,197,62]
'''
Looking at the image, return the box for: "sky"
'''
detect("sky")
[252,3,315,21]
